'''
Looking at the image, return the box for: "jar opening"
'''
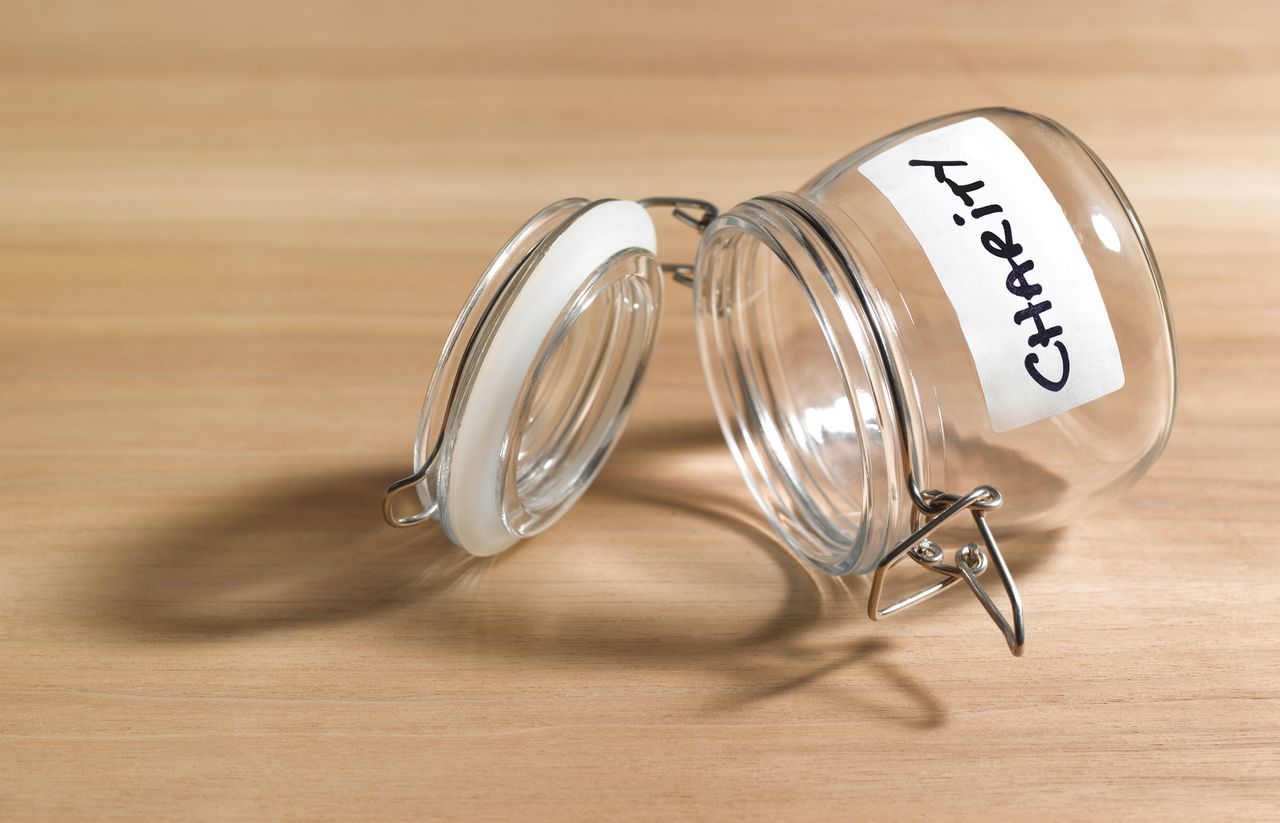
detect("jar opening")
[694,199,907,575]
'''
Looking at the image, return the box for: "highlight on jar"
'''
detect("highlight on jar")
[382,108,1178,657]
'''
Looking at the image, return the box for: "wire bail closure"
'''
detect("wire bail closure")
[637,196,719,285]
[867,480,1026,656]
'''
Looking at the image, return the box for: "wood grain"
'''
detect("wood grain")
[1,1,1277,819]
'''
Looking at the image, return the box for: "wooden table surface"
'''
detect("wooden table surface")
[3,1,1278,819]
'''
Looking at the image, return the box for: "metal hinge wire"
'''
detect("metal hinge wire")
[867,481,1025,656]
[638,197,719,285]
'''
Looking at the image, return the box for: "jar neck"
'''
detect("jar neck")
[693,193,911,575]
[751,192,924,469]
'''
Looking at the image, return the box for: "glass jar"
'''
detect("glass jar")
[385,108,1177,655]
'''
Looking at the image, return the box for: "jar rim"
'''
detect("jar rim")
[693,195,910,575]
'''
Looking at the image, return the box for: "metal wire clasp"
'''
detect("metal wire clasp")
[867,480,1026,656]
[638,197,718,285]
[384,461,437,528]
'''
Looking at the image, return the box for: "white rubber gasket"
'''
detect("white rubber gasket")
[442,200,657,556]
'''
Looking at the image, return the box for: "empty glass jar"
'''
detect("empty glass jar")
[385,108,1177,654]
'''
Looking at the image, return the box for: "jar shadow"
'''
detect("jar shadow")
[93,416,1060,730]
[94,469,489,639]
[90,454,951,727]
[592,421,1062,712]
[582,478,952,727]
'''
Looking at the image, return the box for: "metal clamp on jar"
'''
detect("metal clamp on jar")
[384,108,1178,656]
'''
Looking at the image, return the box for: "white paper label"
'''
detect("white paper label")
[858,116,1124,433]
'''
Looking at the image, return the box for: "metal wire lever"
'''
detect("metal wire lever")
[867,481,1026,656]
[383,460,437,528]
[638,197,719,285]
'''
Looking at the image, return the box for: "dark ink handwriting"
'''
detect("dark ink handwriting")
[908,158,1069,392]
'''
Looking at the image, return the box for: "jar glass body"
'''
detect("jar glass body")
[694,108,1177,575]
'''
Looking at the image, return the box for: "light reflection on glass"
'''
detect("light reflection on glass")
[1092,212,1123,253]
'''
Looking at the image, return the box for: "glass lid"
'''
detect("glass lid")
[384,198,666,555]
